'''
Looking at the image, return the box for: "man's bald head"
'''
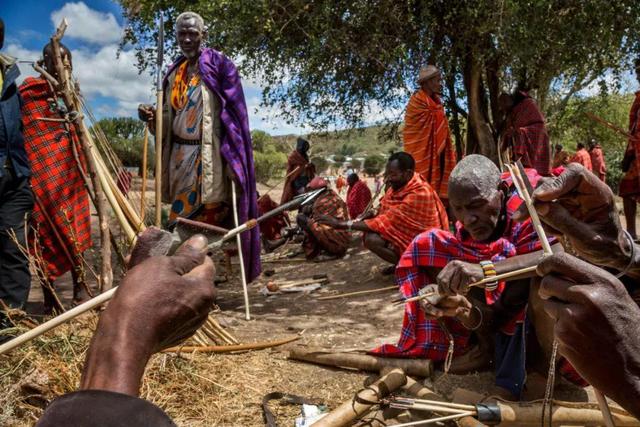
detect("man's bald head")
[42,42,72,77]
[448,155,504,241]
[448,155,501,199]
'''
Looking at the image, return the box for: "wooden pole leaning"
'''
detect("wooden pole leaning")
[231,180,251,320]
[154,14,164,227]
[50,19,113,291]
[140,125,149,221]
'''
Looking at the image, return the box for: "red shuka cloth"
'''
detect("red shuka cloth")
[257,194,289,241]
[365,173,448,255]
[371,169,547,359]
[280,150,315,204]
[20,77,92,281]
[570,149,592,171]
[503,94,551,176]
[346,180,372,219]
[589,145,606,181]
[403,90,457,200]
[619,92,640,199]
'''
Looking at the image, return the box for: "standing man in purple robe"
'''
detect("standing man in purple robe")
[138,11,261,281]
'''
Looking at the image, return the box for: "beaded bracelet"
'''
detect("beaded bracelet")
[479,260,499,291]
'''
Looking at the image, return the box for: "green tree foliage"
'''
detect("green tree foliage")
[251,130,287,184]
[311,156,329,173]
[93,117,154,172]
[550,93,634,192]
[120,1,640,160]
[363,154,385,176]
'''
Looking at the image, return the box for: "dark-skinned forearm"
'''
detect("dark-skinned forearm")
[333,220,372,233]
[493,243,563,280]
[80,309,152,396]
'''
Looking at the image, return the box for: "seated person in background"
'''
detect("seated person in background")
[296,177,350,260]
[36,230,215,427]
[371,155,560,399]
[570,142,592,171]
[257,193,290,252]
[319,152,448,267]
[346,173,372,219]
[514,163,640,418]
[551,143,570,169]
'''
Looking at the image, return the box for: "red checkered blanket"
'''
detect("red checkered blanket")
[20,77,92,281]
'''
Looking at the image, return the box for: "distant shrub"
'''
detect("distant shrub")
[311,156,329,173]
[364,154,385,175]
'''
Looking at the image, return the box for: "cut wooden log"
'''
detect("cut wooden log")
[288,347,433,378]
[311,368,407,427]
[496,401,640,426]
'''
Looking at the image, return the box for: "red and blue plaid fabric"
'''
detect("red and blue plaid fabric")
[371,169,551,359]
[20,77,92,281]
[346,179,372,219]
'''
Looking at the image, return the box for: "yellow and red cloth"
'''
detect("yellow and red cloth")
[365,173,448,255]
[403,90,457,200]
[19,77,92,281]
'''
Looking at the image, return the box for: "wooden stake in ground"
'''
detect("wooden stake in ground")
[154,14,164,227]
[50,19,112,291]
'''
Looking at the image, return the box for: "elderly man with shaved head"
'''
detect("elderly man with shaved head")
[372,154,569,399]
[138,11,260,281]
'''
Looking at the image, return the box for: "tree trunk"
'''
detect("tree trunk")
[51,23,113,292]
[462,52,497,162]
[445,59,464,159]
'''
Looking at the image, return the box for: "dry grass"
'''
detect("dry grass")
[0,314,366,426]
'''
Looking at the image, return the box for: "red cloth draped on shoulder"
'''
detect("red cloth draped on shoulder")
[619,92,640,199]
[346,179,372,219]
[403,90,457,200]
[570,149,592,171]
[371,169,547,359]
[364,173,448,255]
[589,145,606,181]
[503,93,551,176]
[19,77,92,281]
[257,194,289,241]
[304,189,350,258]
[280,150,315,204]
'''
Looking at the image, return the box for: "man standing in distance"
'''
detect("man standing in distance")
[403,65,457,205]
[138,11,260,281]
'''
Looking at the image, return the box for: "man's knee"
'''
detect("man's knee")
[363,232,384,250]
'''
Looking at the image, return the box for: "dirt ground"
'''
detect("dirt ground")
[9,177,629,426]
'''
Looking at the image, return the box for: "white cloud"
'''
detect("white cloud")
[4,43,40,82]
[51,2,123,45]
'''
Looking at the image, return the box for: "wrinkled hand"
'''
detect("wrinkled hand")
[80,234,215,395]
[316,214,339,228]
[513,163,631,271]
[421,294,472,319]
[437,260,485,295]
[111,234,216,352]
[138,103,155,123]
[537,253,640,418]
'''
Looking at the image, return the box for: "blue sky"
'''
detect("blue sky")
[1,0,309,135]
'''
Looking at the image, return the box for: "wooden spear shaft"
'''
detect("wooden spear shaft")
[50,19,112,291]
[140,125,149,221]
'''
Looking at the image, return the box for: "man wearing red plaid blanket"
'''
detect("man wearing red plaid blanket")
[319,152,448,267]
[372,155,569,399]
[20,42,92,311]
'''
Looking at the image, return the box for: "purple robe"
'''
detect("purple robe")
[165,48,261,281]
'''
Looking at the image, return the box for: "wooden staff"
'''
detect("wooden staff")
[263,165,300,198]
[163,335,299,353]
[140,125,149,221]
[50,19,112,291]
[231,180,251,320]
[584,111,637,141]
[154,14,164,227]
[317,285,398,300]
